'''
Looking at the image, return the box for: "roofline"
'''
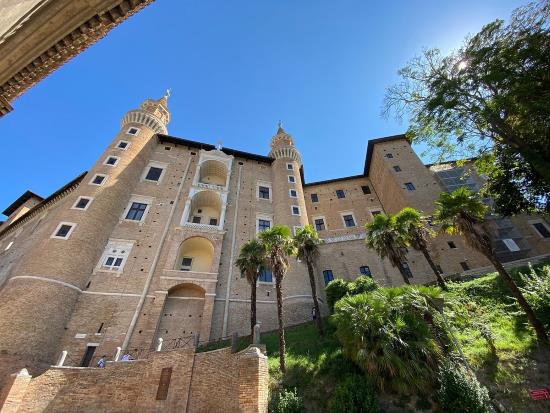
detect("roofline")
[0,172,86,237]
[303,174,366,187]
[2,190,44,216]
[363,133,409,176]
[425,157,476,168]
[157,134,274,164]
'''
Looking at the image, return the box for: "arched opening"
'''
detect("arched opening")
[187,190,222,226]
[175,237,215,272]
[155,283,205,345]
[198,160,227,186]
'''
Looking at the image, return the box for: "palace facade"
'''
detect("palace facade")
[1,95,549,382]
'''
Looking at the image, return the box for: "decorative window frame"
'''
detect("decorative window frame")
[256,213,273,234]
[116,140,130,150]
[286,162,294,170]
[256,181,272,202]
[126,127,140,136]
[312,215,327,231]
[50,222,77,240]
[141,160,168,184]
[289,189,297,198]
[340,211,357,228]
[71,196,94,211]
[89,173,108,186]
[103,155,120,167]
[291,205,301,216]
[288,175,296,183]
[95,239,134,275]
[121,195,154,223]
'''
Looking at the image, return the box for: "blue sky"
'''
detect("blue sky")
[0,0,526,216]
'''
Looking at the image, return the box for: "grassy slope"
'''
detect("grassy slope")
[261,261,550,412]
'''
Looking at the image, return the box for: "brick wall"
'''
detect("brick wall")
[1,346,268,413]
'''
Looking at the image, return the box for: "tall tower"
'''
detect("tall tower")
[268,124,309,229]
[0,95,170,377]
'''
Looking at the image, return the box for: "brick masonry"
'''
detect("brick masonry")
[0,96,549,403]
[0,345,268,413]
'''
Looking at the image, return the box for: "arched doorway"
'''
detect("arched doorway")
[175,237,214,272]
[155,283,205,346]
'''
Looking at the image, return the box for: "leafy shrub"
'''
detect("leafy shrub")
[326,276,379,313]
[332,286,446,393]
[519,264,550,328]
[269,388,304,413]
[326,279,351,313]
[329,374,379,413]
[437,359,491,413]
[351,276,379,295]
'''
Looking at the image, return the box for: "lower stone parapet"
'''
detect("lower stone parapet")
[0,346,268,413]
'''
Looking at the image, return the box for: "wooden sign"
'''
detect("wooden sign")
[529,388,550,400]
[156,367,173,400]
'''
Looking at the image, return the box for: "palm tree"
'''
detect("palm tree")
[365,213,411,284]
[259,225,296,372]
[434,187,548,344]
[293,225,323,335]
[235,239,266,336]
[396,207,448,290]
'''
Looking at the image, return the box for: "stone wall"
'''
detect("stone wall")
[1,346,268,413]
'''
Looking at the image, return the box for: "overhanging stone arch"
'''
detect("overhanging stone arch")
[175,236,215,272]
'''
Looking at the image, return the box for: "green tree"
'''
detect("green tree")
[235,239,266,336]
[383,1,550,214]
[365,213,411,284]
[395,207,448,290]
[259,225,296,372]
[433,187,548,343]
[292,225,324,335]
[333,286,444,393]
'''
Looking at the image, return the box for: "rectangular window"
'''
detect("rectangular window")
[258,186,270,199]
[361,185,371,194]
[51,222,76,239]
[310,193,319,203]
[359,266,372,276]
[385,153,393,158]
[72,196,92,210]
[393,165,401,172]
[97,239,133,273]
[209,218,218,226]
[343,214,356,227]
[104,156,119,166]
[286,163,294,170]
[258,219,271,232]
[145,166,163,182]
[288,175,295,183]
[503,238,520,252]
[127,127,139,135]
[371,211,381,217]
[460,261,470,271]
[336,189,345,199]
[532,222,550,238]
[402,262,413,278]
[90,174,107,186]
[323,270,334,285]
[314,218,325,231]
[180,257,193,271]
[125,202,148,221]
[116,140,129,149]
[192,216,202,224]
[447,241,457,249]
[259,267,273,282]
[289,189,297,198]
[405,182,416,191]
[291,206,300,216]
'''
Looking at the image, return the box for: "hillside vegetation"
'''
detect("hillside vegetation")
[264,261,550,413]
